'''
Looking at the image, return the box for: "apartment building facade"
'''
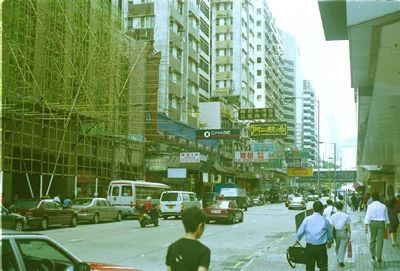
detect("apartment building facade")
[302,80,318,166]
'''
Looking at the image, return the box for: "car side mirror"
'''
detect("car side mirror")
[74,262,91,271]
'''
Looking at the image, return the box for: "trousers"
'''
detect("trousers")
[305,243,328,271]
[335,229,348,263]
[369,221,385,259]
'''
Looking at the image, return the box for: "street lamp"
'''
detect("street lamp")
[320,141,337,201]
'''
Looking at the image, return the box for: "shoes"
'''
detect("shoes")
[392,243,396,247]
[339,262,345,267]
[378,259,382,263]
[372,256,376,261]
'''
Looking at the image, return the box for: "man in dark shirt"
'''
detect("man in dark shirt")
[166,206,210,271]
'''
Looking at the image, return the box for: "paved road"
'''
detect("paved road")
[31,202,312,270]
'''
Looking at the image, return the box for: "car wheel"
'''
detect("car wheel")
[140,221,146,228]
[239,213,243,223]
[115,212,122,222]
[14,220,24,231]
[41,218,48,230]
[205,219,210,224]
[229,214,235,224]
[92,213,99,224]
[163,215,169,220]
[70,215,78,227]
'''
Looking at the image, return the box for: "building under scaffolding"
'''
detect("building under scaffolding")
[1,0,161,204]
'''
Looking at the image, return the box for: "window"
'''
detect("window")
[199,76,209,92]
[96,200,105,206]
[183,193,190,201]
[200,2,209,19]
[257,8,261,15]
[257,20,261,26]
[122,185,133,196]
[112,186,120,196]
[200,39,209,55]
[257,32,261,39]
[1,240,19,270]
[257,70,261,76]
[200,19,209,37]
[200,57,209,73]
[104,200,112,207]
[257,45,261,51]
[16,239,75,269]
[171,97,177,109]
[257,82,262,88]
[257,57,261,63]
[189,193,196,201]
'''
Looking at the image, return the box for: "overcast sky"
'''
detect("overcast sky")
[266,0,357,169]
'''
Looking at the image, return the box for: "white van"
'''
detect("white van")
[107,180,169,218]
[159,191,202,219]
[220,187,248,210]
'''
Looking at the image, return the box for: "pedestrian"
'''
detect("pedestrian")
[386,198,399,247]
[364,192,390,263]
[166,206,210,271]
[63,195,73,208]
[351,194,358,212]
[296,201,334,271]
[54,194,61,203]
[363,193,370,211]
[395,195,400,210]
[331,202,351,267]
[323,199,336,225]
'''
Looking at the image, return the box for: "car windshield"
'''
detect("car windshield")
[292,197,303,202]
[72,199,93,205]
[210,200,230,208]
[161,193,179,201]
[9,200,40,209]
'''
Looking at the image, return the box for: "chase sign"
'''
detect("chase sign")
[196,129,240,140]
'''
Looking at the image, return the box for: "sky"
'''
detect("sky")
[265,0,358,169]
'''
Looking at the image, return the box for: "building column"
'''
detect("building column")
[2,172,13,205]
[395,167,400,195]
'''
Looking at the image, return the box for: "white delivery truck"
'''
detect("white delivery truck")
[219,187,248,211]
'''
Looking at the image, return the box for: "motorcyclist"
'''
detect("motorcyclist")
[143,196,158,222]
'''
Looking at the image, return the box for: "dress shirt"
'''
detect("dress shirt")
[323,205,336,224]
[364,201,390,225]
[331,211,350,230]
[296,212,333,245]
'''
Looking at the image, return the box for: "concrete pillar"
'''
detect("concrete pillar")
[395,167,400,195]
[2,172,13,205]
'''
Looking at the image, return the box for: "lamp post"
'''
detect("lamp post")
[321,141,337,201]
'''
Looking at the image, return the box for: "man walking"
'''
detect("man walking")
[331,202,351,267]
[323,199,336,224]
[166,206,210,271]
[296,201,334,271]
[364,192,390,262]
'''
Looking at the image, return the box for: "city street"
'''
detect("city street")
[31,203,311,271]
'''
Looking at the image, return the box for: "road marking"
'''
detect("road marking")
[233,225,240,229]
[68,239,83,242]
[129,229,142,232]
[163,243,171,248]
[246,253,257,260]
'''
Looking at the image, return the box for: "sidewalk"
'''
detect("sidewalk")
[243,210,400,271]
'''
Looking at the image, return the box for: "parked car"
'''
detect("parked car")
[306,194,315,201]
[159,191,202,219]
[2,230,140,270]
[203,200,244,224]
[247,196,254,207]
[253,196,263,206]
[288,196,306,210]
[1,205,27,231]
[71,198,122,223]
[11,199,78,230]
[8,199,41,216]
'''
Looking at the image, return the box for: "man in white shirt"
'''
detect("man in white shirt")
[364,192,390,262]
[323,199,336,224]
[331,202,351,267]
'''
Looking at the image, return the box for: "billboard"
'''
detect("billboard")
[250,123,287,138]
[167,168,187,178]
[196,129,240,139]
[180,152,200,163]
[288,167,313,177]
[234,151,269,163]
[238,108,275,120]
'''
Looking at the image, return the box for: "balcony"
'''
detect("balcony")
[214,87,233,97]
[188,93,198,106]
[170,7,184,25]
[187,115,198,128]
[189,47,199,62]
[216,56,232,65]
[168,107,181,121]
[188,70,199,85]
[169,81,181,97]
[128,3,154,17]
[216,25,233,33]
[189,25,200,41]
[215,71,232,80]
[170,30,182,48]
[169,56,181,72]
[216,40,233,48]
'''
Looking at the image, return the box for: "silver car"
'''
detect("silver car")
[71,198,122,223]
[288,196,306,210]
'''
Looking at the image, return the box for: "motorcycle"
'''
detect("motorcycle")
[138,208,159,228]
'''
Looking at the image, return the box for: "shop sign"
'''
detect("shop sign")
[225,176,235,184]
[253,142,276,153]
[202,172,209,183]
[196,129,240,139]
[250,123,287,138]
[168,168,187,178]
[239,108,275,120]
[180,152,200,163]
[234,151,269,163]
[288,167,313,177]
[200,154,208,162]
[146,158,167,171]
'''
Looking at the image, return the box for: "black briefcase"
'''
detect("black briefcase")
[286,243,306,268]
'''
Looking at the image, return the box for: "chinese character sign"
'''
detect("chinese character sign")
[234,151,269,162]
[238,108,275,120]
[249,123,287,138]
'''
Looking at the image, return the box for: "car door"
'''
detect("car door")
[95,199,106,221]
[182,193,191,209]
[1,206,14,229]
[104,200,117,220]
[189,193,196,208]
[57,201,71,225]
[44,201,59,226]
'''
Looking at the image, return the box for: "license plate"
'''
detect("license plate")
[211,210,221,214]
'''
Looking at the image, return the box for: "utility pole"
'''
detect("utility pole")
[317,100,320,197]
[333,142,336,202]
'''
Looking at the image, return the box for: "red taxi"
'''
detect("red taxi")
[204,200,244,224]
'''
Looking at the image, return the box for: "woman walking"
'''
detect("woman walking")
[387,198,399,247]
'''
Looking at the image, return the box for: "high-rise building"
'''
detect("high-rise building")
[279,29,302,150]
[302,80,318,165]
[127,0,211,127]
[211,0,255,109]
